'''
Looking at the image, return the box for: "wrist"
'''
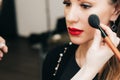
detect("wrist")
[71,65,98,80]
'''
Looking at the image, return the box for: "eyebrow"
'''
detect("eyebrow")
[64,0,96,3]
[79,0,96,4]
[64,0,70,1]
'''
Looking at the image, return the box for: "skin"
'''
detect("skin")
[0,1,8,60]
[64,0,119,67]
[0,36,8,60]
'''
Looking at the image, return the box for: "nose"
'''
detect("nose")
[66,6,79,23]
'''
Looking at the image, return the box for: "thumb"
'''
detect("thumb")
[91,29,102,48]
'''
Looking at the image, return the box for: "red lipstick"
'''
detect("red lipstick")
[68,27,84,35]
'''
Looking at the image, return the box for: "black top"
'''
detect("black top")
[42,43,98,80]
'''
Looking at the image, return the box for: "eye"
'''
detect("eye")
[80,3,92,9]
[63,1,71,7]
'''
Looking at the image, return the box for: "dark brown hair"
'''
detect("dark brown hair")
[99,0,120,80]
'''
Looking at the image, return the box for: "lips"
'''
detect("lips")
[68,27,84,35]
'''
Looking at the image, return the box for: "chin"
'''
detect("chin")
[70,38,85,45]
[69,34,94,45]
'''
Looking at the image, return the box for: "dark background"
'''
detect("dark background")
[0,0,17,40]
[0,0,41,80]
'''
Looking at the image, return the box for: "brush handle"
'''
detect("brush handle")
[104,36,120,60]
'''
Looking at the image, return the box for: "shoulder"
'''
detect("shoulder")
[43,43,69,67]
[44,42,78,64]
[42,42,78,80]
[42,43,69,80]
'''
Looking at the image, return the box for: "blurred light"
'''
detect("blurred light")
[0,0,2,10]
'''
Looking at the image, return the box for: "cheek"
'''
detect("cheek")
[94,9,114,25]
[86,28,95,39]
[89,4,115,25]
[79,27,95,43]
[64,9,66,18]
[64,8,69,18]
[99,13,111,25]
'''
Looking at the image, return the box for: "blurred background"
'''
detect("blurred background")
[0,0,70,80]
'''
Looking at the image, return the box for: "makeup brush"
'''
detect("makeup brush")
[88,14,120,60]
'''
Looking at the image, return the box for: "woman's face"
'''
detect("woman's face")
[64,0,116,45]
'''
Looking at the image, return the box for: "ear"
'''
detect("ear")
[110,8,120,21]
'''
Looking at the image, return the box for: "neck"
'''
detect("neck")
[75,40,93,67]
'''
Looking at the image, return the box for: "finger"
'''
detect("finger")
[100,24,116,37]
[2,45,8,53]
[0,36,5,43]
[91,29,102,48]
[100,23,120,46]
[0,43,5,48]
[0,43,8,53]
[0,51,3,57]
[0,57,2,60]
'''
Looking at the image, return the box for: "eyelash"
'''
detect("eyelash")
[63,1,92,9]
[63,1,71,7]
[80,3,92,9]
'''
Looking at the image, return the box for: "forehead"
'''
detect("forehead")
[64,0,110,4]
[64,0,94,1]
[64,0,91,1]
